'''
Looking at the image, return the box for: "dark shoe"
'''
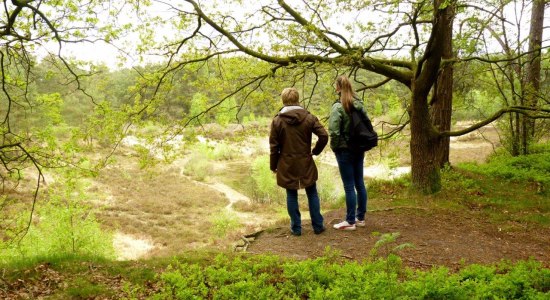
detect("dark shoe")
[291,230,301,236]
[314,227,326,235]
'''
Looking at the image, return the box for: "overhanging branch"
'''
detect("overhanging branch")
[441,106,550,137]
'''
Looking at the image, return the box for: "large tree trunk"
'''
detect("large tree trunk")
[430,3,454,168]
[411,89,441,193]
[522,0,545,153]
[409,0,452,193]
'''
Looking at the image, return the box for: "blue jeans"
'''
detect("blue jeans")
[334,149,368,224]
[286,183,324,234]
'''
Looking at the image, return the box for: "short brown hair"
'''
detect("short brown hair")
[281,87,300,106]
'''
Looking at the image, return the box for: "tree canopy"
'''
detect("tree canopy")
[1,0,549,198]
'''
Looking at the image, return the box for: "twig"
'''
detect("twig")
[369,206,428,212]
[404,258,434,267]
[240,235,250,251]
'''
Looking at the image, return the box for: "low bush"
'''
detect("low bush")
[250,155,285,204]
[182,152,214,181]
[210,210,240,237]
[153,253,550,299]
[0,170,114,265]
[460,144,550,193]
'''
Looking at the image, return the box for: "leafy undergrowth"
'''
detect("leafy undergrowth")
[367,151,550,231]
[1,251,549,299]
[2,145,549,299]
[460,143,550,195]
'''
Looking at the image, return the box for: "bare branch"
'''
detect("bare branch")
[441,106,550,137]
[356,78,392,92]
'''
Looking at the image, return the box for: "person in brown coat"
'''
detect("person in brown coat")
[269,87,329,236]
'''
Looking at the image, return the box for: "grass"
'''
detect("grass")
[66,278,112,298]
[210,210,241,237]
[94,155,230,257]
[3,250,548,299]
[2,145,549,298]
[366,163,550,231]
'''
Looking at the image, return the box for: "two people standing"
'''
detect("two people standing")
[269,75,369,235]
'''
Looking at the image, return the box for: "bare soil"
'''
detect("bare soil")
[245,124,550,270]
[246,208,550,270]
[94,124,549,270]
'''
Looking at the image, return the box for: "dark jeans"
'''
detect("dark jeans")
[286,183,324,234]
[334,149,368,224]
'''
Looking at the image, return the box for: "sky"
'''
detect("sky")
[41,1,550,70]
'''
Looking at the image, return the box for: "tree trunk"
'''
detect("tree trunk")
[522,0,545,153]
[430,3,454,168]
[411,89,441,193]
[409,0,452,193]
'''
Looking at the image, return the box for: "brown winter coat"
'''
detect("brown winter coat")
[269,106,328,190]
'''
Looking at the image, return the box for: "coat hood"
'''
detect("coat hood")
[278,106,308,125]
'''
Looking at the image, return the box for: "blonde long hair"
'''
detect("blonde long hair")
[336,75,355,114]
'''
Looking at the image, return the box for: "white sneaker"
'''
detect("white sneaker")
[355,218,366,227]
[333,221,356,231]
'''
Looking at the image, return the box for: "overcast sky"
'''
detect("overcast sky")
[45,1,549,70]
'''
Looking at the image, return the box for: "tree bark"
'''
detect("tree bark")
[409,0,452,193]
[430,3,454,168]
[522,0,546,153]
[411,90,441,193]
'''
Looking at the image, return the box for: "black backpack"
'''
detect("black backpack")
[347,106,378,152]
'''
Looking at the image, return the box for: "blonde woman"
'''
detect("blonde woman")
[328,75,368,231]
[269,87,328,235]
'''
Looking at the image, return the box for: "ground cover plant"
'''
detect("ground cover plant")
[1,250,549,299]
[2,147,549,298]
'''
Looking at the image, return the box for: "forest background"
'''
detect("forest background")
[1,0,549,298]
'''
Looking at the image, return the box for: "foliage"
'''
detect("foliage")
[460,143,550,193]
[250,155,285,204]
[0,170,114,265]
[369,232,414,260]
[188,93,209,125]
[153,253,550,299]
[316,162,344,208]
[215,97,238,126]
[182,140,239,181]
[210,210,240,237]
[453,88,502,121]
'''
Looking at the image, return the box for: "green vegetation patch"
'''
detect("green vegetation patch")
[460,145,550,193]
[153,253,550,299]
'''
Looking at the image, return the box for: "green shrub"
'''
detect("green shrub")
[0,170,114,265]
[441,164,481,193]
[153,254,550,299]
[316,162,343,207]
[250,155,284,204]
[211,142,239,160]
[210,210,240,237]
[460,146,550,193]
[186,141,238,162]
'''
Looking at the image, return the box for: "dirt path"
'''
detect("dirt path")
[245,208,550,270]
[190,179,263,227]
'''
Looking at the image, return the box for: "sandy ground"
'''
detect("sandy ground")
[101,124,505,261]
